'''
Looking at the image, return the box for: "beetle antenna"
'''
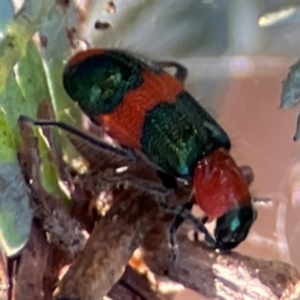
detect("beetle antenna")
[18,115,136,161]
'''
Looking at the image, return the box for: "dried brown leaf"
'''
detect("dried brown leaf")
[67,127,131,171]
[18,121,87,258]
[14,223,49,300]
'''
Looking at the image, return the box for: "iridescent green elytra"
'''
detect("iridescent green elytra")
[63,50,143,116]
[141,93,231,178]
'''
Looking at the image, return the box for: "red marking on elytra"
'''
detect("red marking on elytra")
[67,49,106,67]
[193,148,251,219]
[98,68,184,149]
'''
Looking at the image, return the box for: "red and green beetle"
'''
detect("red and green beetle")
[20,48,257,255]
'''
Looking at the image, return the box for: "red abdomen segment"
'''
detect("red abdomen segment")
[193,148,251,219]
[96,69,184,149]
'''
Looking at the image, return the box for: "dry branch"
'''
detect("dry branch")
[55,188,164,300]
[108,266,161,300]
[142,224,300,300]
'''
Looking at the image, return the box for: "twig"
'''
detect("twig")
[108,266,160,300]
[142,224,300,300]
[55,188,164,300]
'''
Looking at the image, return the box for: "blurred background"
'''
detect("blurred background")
[2,0,300,299]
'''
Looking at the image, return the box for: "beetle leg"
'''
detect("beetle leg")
[156,170,178,190]
[154,61,188,83]
[193,215,208,242]
[155,197,215,270]
[167,201,194,266]
[169,201,194,237]
[19,115,136,162]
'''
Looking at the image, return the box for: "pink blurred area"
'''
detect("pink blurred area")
[174,58,300,300]
[219,65,300,267]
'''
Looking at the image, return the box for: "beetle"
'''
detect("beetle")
[20,48,257,255]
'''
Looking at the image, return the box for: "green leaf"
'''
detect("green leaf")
[0,0,55,90]
[0,0,57,256]
[0,109,16,163]
[15,39,69,204]
[16,40,51,108]
[0,162,31,257]
[0,74,28,142]
[0,75,32,256]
